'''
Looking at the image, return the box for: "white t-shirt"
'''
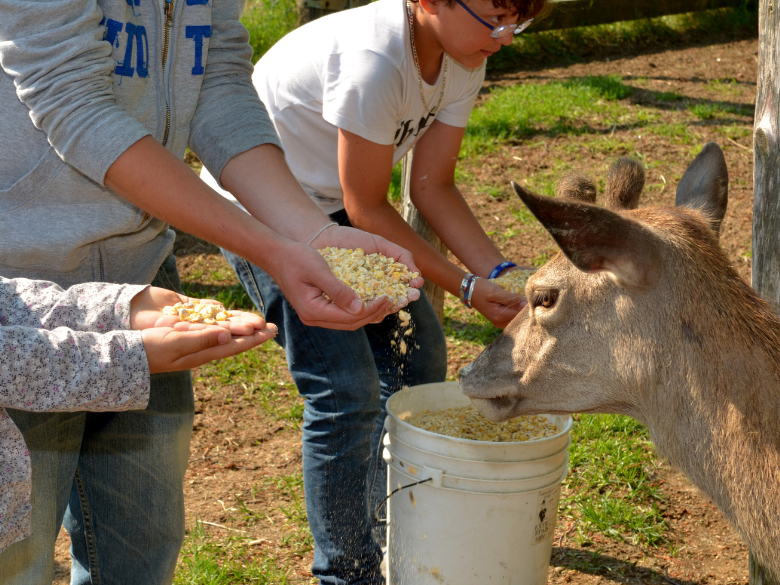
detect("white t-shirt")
[201,0,486,215]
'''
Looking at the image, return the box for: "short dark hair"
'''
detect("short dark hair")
[411,0,551,23]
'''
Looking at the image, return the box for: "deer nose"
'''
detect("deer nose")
[459,362,474,381]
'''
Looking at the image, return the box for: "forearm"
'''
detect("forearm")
[412,183,506,278]
[104,136,291,274]
[219,144,334,243]
[346,201,465,297]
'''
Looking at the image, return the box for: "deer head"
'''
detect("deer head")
[460,143,734,425]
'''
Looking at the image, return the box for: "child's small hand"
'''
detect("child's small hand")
[141,323,278,374]
[130,287,265,336]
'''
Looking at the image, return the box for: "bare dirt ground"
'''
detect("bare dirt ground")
[53,34,758,585]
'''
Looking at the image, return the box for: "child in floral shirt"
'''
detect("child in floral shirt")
[0,276,274,553]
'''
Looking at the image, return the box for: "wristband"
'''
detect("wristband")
[460,273,475,303]
[306,222,338,247]
[465,276,480,309]
[489,261,517,280]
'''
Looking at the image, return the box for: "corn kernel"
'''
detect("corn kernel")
[318,247,419,304]
[405,405,558,442]
[163,300,231,324]
[491,268,537,295]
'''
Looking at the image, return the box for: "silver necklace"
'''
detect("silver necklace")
[406,0,448,115]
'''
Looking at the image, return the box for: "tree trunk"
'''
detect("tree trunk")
[401,151,447,326]
[751,1,780,583]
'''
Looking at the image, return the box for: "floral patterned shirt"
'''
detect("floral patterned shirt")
[0,277,151,553]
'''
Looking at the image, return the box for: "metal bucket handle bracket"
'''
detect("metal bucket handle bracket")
[373,465,443,523]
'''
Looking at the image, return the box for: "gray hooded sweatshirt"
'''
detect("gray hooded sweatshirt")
[0,0,282,288]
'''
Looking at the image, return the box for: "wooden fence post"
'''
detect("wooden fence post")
[401,151,447,326]
[751,0,780,583]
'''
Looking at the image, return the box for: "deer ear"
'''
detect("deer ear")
[675,142,728,237]
[512,181,662,291]
[556,172,597,203]
[604,157,644,210]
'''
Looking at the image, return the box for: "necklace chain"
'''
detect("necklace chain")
[406,0,448,115]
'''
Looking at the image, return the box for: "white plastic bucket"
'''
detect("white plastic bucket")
[383,382,572,585]
[384,433,571,481]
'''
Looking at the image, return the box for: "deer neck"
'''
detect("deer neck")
[640,308,780,572]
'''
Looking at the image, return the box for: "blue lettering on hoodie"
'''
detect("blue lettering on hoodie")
[125,0,141,16]
[102,18,124,48]
[114,23,149,78]
[186,25,212,75]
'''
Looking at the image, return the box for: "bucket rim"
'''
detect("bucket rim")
[388,406,574,447]
[386,432,571,468]
[387,458,569,495]
[386,383,574,446]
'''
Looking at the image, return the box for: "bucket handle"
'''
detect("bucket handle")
[373,477,432,523]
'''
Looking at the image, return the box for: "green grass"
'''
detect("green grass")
[488,4,757,73]
[562,414,667,546]
[197,341,305,425]
[242,0,298,63]
[462,76,634,156]
[388,160,404,202]
[181,282,254,311]
[688,101,754,120]
[443,297,502,346]
[175,521,293,584]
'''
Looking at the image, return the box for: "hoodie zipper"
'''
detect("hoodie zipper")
[161,0,174,146]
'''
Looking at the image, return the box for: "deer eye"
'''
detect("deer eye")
[532,289,558,309]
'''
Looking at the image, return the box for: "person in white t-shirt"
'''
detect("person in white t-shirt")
[201,0,548,581]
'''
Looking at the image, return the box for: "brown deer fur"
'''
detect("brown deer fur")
[460,143,780,575]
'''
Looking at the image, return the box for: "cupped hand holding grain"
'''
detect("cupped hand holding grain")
[266,226,423,330]
[129,287,267,336]
[141,324,277,373]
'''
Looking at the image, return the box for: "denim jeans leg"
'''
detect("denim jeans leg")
[0,411,85,585]
[222,249,383,585]
[363,291,448,544]
[64,255,194,585]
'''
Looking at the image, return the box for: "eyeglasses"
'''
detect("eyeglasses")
[454,0,534,39]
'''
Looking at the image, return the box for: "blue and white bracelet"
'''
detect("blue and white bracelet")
[460,273,479,308]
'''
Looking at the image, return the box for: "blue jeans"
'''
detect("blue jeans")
[222,248,447,585]
[0,255,194,585]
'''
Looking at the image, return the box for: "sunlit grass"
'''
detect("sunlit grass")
[463,76,634,156]
[175,521,294,585]
[562,414,667,546]
[243,0,298,64]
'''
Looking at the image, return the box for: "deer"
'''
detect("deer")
[459,143,780,577]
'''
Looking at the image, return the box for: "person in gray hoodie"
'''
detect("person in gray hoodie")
[0,0,422,582]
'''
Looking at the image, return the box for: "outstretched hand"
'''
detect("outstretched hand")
[267,226,423,331]
[130,286,276,372]
[129,287,266,336]
[141,323,277,373]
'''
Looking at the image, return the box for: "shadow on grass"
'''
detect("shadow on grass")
[552,547,698,585]
[468,75,753,151]
[488,5,758,75]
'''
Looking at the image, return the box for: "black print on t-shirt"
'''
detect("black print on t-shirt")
[394,112,436,147]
